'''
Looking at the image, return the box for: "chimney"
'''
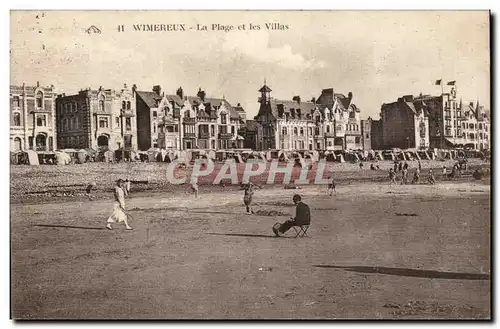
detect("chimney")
[132,84,137,95]
[197,88,206,102]
[176,87,184,99]
[153,85,161,96]
[347,92,353,105]
[237,103,241,107]
[37,81,40,87]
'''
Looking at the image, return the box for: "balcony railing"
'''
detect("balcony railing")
[183,117,196,123]
[199,132,210,139]
[184,132,196,138]
[219,133,233,140]
[120,109,135,117]
[324,132,335,138]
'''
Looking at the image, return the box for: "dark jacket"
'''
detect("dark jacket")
[294,202,311,225]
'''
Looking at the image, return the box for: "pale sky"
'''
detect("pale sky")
[10,10,490,119]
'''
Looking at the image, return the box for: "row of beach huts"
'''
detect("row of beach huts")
[10,147,487,166]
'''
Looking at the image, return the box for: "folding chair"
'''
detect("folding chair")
[293,225,310,238]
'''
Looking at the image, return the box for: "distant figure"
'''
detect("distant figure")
[389,168,396,184]
[327,176,336,196]
[359,162,364,169]
[427,169,436,185]
[123,179,131,196]
[442,166,447,179]
[370,163,375,170]
[412,169,420,184]
[106,179,132,230]
[403,161,409,170]
[401,168,409,185]
[394,162,398,172]
[243,182,262,214]
[273,194,310,237]
[191,181,199,198]
[398,162,403,172]
[418,160,422,172]
[376,164,381,170]
[86,182,96,200]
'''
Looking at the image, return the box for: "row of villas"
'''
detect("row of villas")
[9,83,247,153]
[372,85,490,151]
[246,84,367,151]
[9,82,489,154]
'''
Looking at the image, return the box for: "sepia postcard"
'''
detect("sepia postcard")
[9,10,491,320]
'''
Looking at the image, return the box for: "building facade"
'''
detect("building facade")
[136,86,247,151]
[10,82,57,152]
[56,84,138,151]
[380,95,430,149]
[253,84,363,151]
[360,118,372,150]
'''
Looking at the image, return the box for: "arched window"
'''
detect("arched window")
[300,127,304,136]
[479,123,483,130]
[282,127,287,135]
[36,91,43,108]
[127,101,131,110]
[308,127,313,135]
[13,137,22,151]
[13,112,21,126]
[122,101,126,109]
[98,94,105,111]
[293,127,298,135]
[326,125,330,133]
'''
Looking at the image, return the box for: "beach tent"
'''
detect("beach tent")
[55,151,71,165]
[266,150,279,161]
[336,153,345,163]
[76,149,88,164]
[278,150,289,162]
[103,150,114,162]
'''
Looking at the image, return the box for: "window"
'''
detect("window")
[75,117,80,129]
[355,137,361,144]
[211,125,215,136]
[293,127,298,135]
[28,136,33,150]
[308,127,312,135]
[73,102,78,112]
[13,137,22,151]
[36,91,43,108]
[469,123,474,129]
[98,94,105,111]
[445,101,448,108]
[126,118,131,131]
[185,111,191,118]
[153,123,157,134]
[122,101,126,109]
[231,126,235,135]
[314,128,320,135]
[282,127,287,135]
[127,101,131,110]
[300,127,304,136]
[221,113,227,124]
[336,125,342,132]
[99,117,109,128]
[13,112,21,126]
[326,126,330,133]
[366,133,369,138]
[36,114,46,127]
[153,111,158,119]
[328,141,332,147]
[479,123,482,130]
[116,117,120,127]
[13,96,20,107]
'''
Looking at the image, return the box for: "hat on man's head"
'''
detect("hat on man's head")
[293,194,302,202]
[116,179,124,184]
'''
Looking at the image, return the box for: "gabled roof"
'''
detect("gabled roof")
[136,91,162,108]
[259,85,272,93]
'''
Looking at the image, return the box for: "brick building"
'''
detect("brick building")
[10,82,57,152]
[380,95,430,149]
[55,84,137,151]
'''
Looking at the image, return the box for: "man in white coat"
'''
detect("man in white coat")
[106,179,132,230]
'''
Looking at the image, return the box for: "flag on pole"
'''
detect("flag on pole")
[435,79,442,85]
[447,81,456,86]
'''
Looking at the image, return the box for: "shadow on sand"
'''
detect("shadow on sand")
[313,265,490,281]
[208,232,289,239]
[33,224,105,231]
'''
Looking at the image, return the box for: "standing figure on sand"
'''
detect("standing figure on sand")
[242,182,262,214]
[106,179,132,231]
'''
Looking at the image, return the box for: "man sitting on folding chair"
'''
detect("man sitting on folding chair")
[273,194,311,237]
